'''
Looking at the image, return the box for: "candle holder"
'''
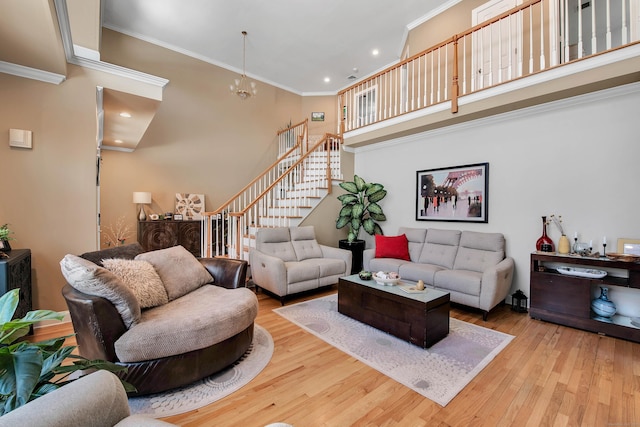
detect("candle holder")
[572,237,578,254]
[602,243,607,258]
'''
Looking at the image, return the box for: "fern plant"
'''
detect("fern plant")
[336,175,387,242]
[0,289,134,415]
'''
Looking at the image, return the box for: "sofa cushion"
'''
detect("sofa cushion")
[399,262,445,285]
[284,261,319,284]
[375,234,410,261]
[114,285,258,363]
[434,269,482,296]
[256,228,297,262]
[102,258,169,308]
[136,246,213,301]
[311,257,347,277]
[290,226,323,261]
[369,257,409,274]
[60,254,141,328]
[398,227,427,261]
[418,229,461,269]
[453,231,505,273]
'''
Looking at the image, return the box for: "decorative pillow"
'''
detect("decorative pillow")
[135,245,214,301]
[59,254,141,328]
[375,234,411,261]
[102,258,169,308]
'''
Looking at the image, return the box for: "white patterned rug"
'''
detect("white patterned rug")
[274,294,513,406]
[128,324,273,417]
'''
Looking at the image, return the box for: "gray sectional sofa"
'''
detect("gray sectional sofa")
[363,227,515,320]
[249,226,352,303]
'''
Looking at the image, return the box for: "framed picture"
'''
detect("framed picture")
[416,162,489,223]
[173,214,183,221]
[175,193,205,220]
[617,238,640,255]
[311,112,325,122]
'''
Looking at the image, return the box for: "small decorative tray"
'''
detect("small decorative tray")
[606,253,640,262]
[557,266,607,279]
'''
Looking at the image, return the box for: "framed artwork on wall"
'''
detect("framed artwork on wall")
[416,163,489,223]
[311,112,325,121]
[175,193,205,220]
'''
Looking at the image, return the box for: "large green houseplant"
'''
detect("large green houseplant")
[336,175,387,243]
[0,289,133,415]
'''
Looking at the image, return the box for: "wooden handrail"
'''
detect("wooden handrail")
[276,118,308,136]
[236,133,342,216]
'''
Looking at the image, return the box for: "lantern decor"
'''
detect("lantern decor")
[511,290,528,313]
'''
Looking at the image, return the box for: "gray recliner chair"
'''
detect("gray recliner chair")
[249,226,352,303]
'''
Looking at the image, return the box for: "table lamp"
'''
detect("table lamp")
[133,192,152,221]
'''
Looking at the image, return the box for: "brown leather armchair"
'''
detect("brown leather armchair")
[61,243,257,395]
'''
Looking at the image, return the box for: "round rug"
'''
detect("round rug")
[128,324,273,417]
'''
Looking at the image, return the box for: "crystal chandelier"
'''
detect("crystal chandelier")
[230,31,257,100]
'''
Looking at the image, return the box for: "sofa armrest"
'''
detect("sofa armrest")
[249,248,288,296]
[362,248,376,271]
[62,284,126,362]
[199,257,248,289]
[320,245,352,275]
[480,257,515,312]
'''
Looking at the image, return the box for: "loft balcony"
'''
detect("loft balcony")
[339,0,640,148]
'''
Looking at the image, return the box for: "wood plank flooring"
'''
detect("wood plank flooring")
[35,287,640,426]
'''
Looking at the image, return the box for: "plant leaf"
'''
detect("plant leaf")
[367,202,383,215]
[351,203,364,219]
[339,181,358,194]
[370,212,387,222]
[373,223,384,235]
[367,189,387,203]
[350,217,361,232]
[362,218,376,235]
[336,216,350,229]
[365,183,384,196]
[338,205,353,217]
[337,194,358,205]
[0,289,19,324]
[0,344,43,411]
[354,175,366,192]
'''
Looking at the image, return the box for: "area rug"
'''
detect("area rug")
[128,324,273,417]
[274,294,513,406]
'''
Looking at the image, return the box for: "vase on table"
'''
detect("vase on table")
[591,286,616,319]
[536,216,554,252]
[558,235,570,254]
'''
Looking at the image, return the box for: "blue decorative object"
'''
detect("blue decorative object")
[591,286,617,319]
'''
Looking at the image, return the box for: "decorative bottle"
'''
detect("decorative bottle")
[536,216,555,252]
[591,287,617,319]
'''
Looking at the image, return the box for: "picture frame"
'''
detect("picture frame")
[416,162,489,223]
[173,214,183,221]
[175,193,205,220]
[311,112,325,122]
[617,238,640,256]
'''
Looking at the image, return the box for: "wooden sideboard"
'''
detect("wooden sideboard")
[530,252,640,343]
[0,249,32,320]
[137,220,201,257]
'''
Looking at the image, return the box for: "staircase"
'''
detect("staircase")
[201,120,343,261]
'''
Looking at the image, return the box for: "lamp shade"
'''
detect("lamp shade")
[133,192,152,204]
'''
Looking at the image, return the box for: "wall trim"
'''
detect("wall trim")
[345,80,640,153]
[0,61,66,84]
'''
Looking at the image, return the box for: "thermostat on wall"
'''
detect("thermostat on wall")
[9,129,33,149]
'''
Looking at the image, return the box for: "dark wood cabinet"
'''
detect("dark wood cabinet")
[0,249,32,320]
[137,220,201,257]
[530,252,640,343]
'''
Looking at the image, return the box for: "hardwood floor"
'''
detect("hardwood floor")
[36,287,640,426]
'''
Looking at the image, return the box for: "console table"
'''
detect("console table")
[0,249,32,320]
[137,220,201,257]
[530,252,640,343]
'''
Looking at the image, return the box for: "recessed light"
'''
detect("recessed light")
[372,49,379,56]
[119,112,132,118]
[115,139,123,144]
[324,77,331,83]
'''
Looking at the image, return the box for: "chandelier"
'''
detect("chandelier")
[230,31,257,100]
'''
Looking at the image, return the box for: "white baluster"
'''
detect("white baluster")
[606,0,612,48]
[592,0,598,54]
[540,3,546,69]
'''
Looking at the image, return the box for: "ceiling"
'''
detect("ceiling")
[102,0,450,95]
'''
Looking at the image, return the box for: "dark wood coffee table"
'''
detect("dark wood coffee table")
[338,274,450,348]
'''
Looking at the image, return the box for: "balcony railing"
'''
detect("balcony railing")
[339,0,639,133]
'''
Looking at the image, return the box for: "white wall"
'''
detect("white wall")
[352,82,640,315]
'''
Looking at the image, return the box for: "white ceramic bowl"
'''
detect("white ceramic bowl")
[373,273,401,286]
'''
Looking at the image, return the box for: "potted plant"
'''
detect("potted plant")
[0,289,134,415]
[0,224,13,252]
[335,175,387,273]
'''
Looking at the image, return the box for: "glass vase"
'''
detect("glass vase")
[591,286,617,319]
[536,216,554,252]
[558,235,570,254]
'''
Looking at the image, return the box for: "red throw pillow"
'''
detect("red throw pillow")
[375,234,411,261]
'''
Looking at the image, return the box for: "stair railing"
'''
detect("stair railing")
[201,132,343,259]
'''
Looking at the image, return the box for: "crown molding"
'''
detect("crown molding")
[0,61,65,84]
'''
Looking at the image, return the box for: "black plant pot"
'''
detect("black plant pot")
[0,240,11,252]
[339,239,366,274]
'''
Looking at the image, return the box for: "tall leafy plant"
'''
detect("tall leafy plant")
[0,289,133,415]
[336,175,387,242]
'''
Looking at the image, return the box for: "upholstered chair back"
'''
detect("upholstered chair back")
[418,229,462,269]
[255,227,297,262]
[398,227,427,262]
[453,231,505,273]
[290,226,323,261]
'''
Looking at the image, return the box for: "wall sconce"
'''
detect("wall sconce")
[133,192,152,221]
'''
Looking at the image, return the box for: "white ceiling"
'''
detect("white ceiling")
[102,0,450,95]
